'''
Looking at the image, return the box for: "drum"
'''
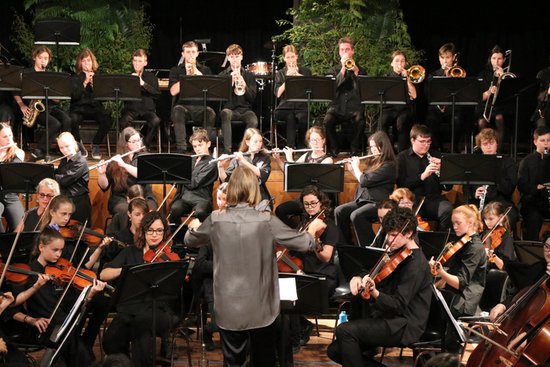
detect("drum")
[246,62,272,76]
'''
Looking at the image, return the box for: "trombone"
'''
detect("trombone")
[483,50,516,121]
[445,53,466,78]
[404,65,425,84]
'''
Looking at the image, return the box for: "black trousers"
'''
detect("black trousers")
[218,321,277,367]
[69,193,92,226]
[417,195,454,231]
[380,107,412,152]
[219,108,258,153]
[35,108,73,152]
[169,198,213,223]
[70,106,111,144]
[274,198,302,228]
[120,110,161,147]
[323,111,366,153]
[274,108,308,149]
[520,202,550,240]
[327,318,405,367]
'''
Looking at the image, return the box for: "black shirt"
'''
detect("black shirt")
[122,71,160,115]
[168,63,213,106]
[55,152,90,197]
[354,161,397,204]
[70,72,103,111]
[397,148,450,199]
[518,151,550,207]
[326,64,367,116]
[224,153,271,201]
[218,66,257,110]
[23,206,41,232]
[171,155,218,204]
[470,155,517,205]
[481,229,516,270]
[274,66,312,111]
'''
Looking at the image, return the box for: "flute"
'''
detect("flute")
[209,149,264,164]
[0,143,16,151]
[88,146,145,170]
[46,153,72,164]
[335,153,380,164]
[267,148,324,154]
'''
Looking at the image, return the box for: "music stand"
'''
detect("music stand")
[0,232,39,263]
[428,77,483,153]
[0,64,23,91]
[21,71,71,161]
[512,241,544,264]
[137,154,192,215]
[357,76,409,131]
[93,74,141,144]
[178,75,231,129]
[439,154,500,204]
[335,245,385,281]
[284,163,344,193]
[286,76,335,129]
[0,163,54,210]
[417,231,460,261]
[34,18,80,71]
[112,261,188,365]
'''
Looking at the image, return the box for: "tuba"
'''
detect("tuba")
[406,65,426,84]
[22,100,45,127]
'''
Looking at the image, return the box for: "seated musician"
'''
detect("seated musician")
[0,292,31,365]
[273,45,312,149]
[120,49,161,152]
[429,205,487,318]
[169,129,218,224]
[169,41,216,154]
[218,44,258,155]
[370,199,398,249]
[273,126,333,227]
[323,37,367,158]
[518,126,550,240]
[471,128,519,232]
[327,207,432,366]
[477,46,510,145]
[424,43,464,151]
[481,201,516,271]
[335,131,397,247]
[100,211,176,367]
[0,123,25,233]
[15,178,59,232]
[106,184,147,236]
[97,127,158,215]
[397,124,454,231]
[381,51,417,152]
[55,132,91,225]
[12,46,74,160]
[217,128,272,211]
[390,187,431,231]
[69,48,111,160]
[12,228,106,365]
[534,60,550,129]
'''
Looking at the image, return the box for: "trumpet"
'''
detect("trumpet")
[287,62,299,76]
[344,58,355,70]
[335,152,381,164]
[88,146,145,170]
[232,66,246,96]
[209,148,264,164]
[186,61,195,75]
[483,50,515,121]
[404,65,426,84]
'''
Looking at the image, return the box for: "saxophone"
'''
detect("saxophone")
[22,99,45,127]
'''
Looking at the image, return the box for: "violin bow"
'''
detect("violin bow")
[68,219,88,264]
[157,183,177,213]
[434,229,452,264]
[150,209,196,262]
[0,213,28,289]
[482,206,512,243]
[459,322,519,357]
[34,198,53,232]
[414,197,425,216]
[368,219,411,278]
[261,197,275,212]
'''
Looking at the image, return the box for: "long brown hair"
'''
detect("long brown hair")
[134,211,170,249]
[75,48,98,74]
[39,195,73,230]
[107,127,140,192]
[364,131,397,173]
[226,166,261,208]
[30,227,64,262]
[0,123,17,162]
[481,201,511,233]
[238,128,265,156]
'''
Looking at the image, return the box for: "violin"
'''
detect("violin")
[0,261,51,286]
[430,235,471,276]
[360,247,412,299]
[416,215,430,231]
[313,212,327,253]
[483,226,506,263]
[143,210,194,263]
[60,220,126,247]
[45,258,114,292]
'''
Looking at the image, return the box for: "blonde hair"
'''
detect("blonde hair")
[389,188,415,204]
[0,123,18,162]
[36,178,60,196]
[238,128,264,153]
[282,45,297,57]
[453,204,484,233]
[57,132,79,153]
[226,166,261,208]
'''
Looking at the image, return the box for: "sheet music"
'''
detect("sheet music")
[279,277,298,301]
[55,285,90,342]
[432,285,466,342]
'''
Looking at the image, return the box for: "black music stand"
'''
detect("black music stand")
[439,154,500,204]
[137,154,192,215]
[0,64,23,91]
[0,232,39,263]
[21,71,71,161]
[335,245,385,281]
[284,163,344,193]
[34,18,80,71]
[286,76,335,129]
[0,163,54,210]
[429,77,483,153]
[357,76,409,131]
[417,231,460,261]
[178,75,231,129]
[113,261,188,365]
[512,241,544,264]
[93,74,141,144]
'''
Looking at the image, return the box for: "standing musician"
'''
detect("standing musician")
[477,46,510,145]
[217,128,272,211]
[13,46,73,160]
[12,228,106,366]
[55,132,91,225]
[100,211,179,367]
[424,43,464,151]
[481,201,516,271]
[429,205,487,318]
[273,126,333,227]
[120,49,161,152]
[335,131,397,247]
[518,126,550,240]
[184,166,326,367]
[70,48,111,160]
[274,45,312,149]
[381,51,417,152]
[0,123,25,233]
[218,44,258,155]
[15,178,59,232]
[323,37,367,158]
[397,124,454,231]
[97,127,158,215]
[169,129,218,224]
[327,207,432,367]
[169,41,216,154]
[471,128,519,232]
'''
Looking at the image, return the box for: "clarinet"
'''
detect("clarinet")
[425,152,440,177]
[479,185,489,212]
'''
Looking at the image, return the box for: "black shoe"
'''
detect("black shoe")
[350,150,360,157]
[160,338,178,359]
[204,332,214,351]
[78,141,88,157]
[300,322,314,346]
[181,315,198,327]
[292,345,301,354]
[32,149,45,160]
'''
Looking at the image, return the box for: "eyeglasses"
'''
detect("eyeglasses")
[146,228,164,235]
[544,244,550,252]
[309,138,323,143]
[38,193,55,199]
[415,138,432,145]
[399,201,414,206]
[303,201,320,208]
[127,139,141,145]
